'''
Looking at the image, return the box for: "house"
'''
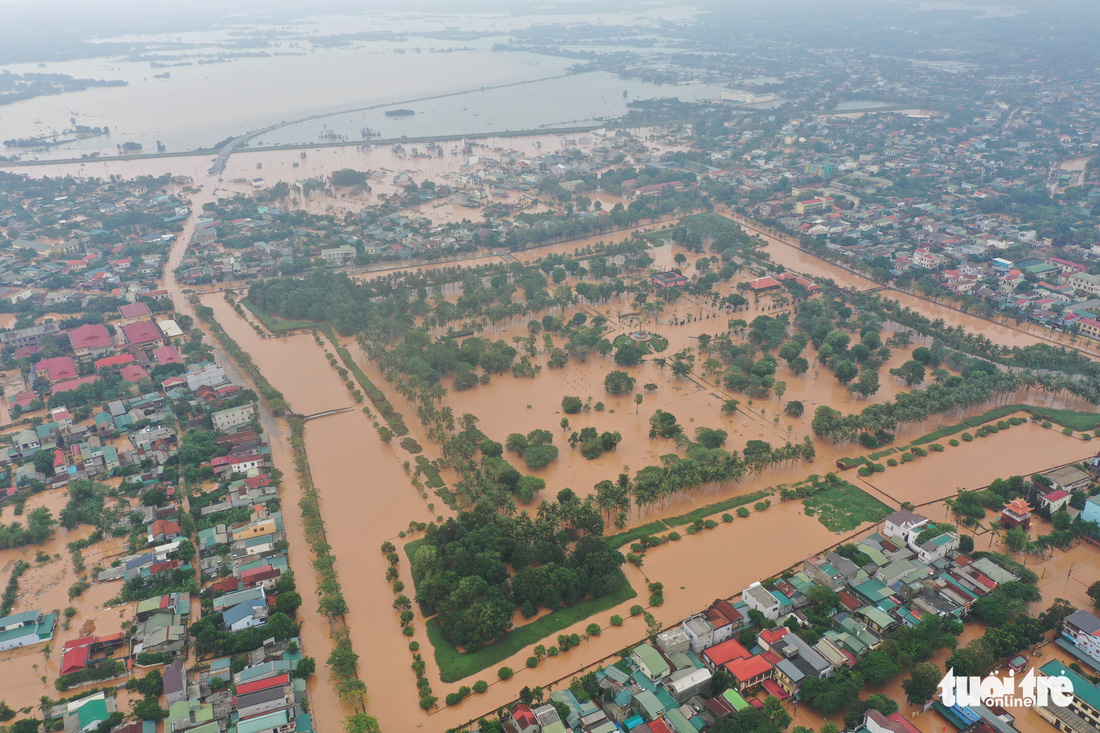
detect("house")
[222,599,267,631]
[1001,498,1032,530]
[148,519,182,544]
[1044,465,1092,494]
[1034,660,1100,732]
[118,302,152,323]
[212,403,256,432]
[122,320,164,349]
[911,532,959,564]
[321,245,356,265]
[702,638,751,670]
[164,658,188,704]
[683,599,743,653]
[68,324,113,358]
[1062,610,1100,670]
[631,643,671,681]
[651,271,689,289]
[742,582,782,620]
[863,709,923,733]
[1041,489,1072,513]
[748,276,781,291]
[1083,496,1100,526]
[884,510,929,540]
[1,322,60,349]
[508,703,539,733]
[725,654,773,693]
[0,610,56,651]
[35,355,78,383]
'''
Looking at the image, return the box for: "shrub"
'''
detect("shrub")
[630,605,644,616]
[857,465,872,477]
[754,500,770,512]
[737,507,750,518]
[961,433,974,442]
[887,458,898,467]
[722,513,734,522]
[1042,421,1052,429]
[872,463,885,473]
[586,623,602,637]
[1009,416,1026,425]
[547,646,559,656]
[1064,427,1074,436]
[649,593,664,606]
[668,531,682,541]
[409,641,419,651]
[686,525,697,535]
[445,692,464,706]
[526,656,539,668]
[930,443,944,452]
[704,519,718,529]
[473,680,488,694]
[911,446,927,457]
[498,667,513,680]
[403,626,414,636]
[901,452,913,462]
[419,695,437,710]
[949,439,960,447]
[610,615,624,626]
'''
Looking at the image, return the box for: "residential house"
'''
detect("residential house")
[68,324,113,359]
[742,582,783,620]
[212,403,256,432]
[1062,610,1100,671]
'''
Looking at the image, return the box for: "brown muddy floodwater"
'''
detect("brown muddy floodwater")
[864,422,1093,506]
[200,295,440,732]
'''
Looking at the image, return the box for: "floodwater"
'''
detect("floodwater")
[865,422,1093,506]
[7,138,1100,730]
[0,42,720,160]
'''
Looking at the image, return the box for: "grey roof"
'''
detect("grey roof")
[1065,609,1100,635]
[885,510,928,527]
[164,659,186,695]
[222,600,265,628]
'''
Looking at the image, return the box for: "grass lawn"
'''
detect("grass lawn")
[1028,406,1100,432]
[606,520,669,549]
[426,569,637,683]
[802,482,891,533]
[663,489,772,527]
[241,299,316,332]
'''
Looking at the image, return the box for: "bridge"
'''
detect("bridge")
[286,407,356,422]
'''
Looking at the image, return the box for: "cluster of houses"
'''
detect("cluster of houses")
[498,508,1075,733]
[48,638,311,733]
[0,174,186,298]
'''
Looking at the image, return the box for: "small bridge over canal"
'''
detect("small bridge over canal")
[286,407,356,422]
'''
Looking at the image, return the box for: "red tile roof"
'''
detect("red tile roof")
[59,644,90,675]
[52,375,101,394]
[35,356,78,382]
[153,345,183,365]
[119,303,151,320]
[726,654,773,682]
[69,323,112,351]
[95,353,136,371]
[703,638,752,667]
[122,321,162,345]
[749,276,781,290]
[119,364,150,383]
[236,673,290,696]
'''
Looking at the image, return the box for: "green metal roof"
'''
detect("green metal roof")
[1040,660,1100,712]
[633,643,670,679]
[722,688,749,710]
[77,699,109,728]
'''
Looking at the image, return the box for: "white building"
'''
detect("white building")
[212,404,256,432]
[1063,610,1100,669]
[186,362,227,391]
[321,245,356,265]
[883,510,929,542]
[742,582,782,620]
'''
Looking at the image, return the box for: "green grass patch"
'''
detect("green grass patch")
[426,570,637,682]
[606,520,669,549]
[415,456,445,489]
[241,298,316,332]
[869,447,897,460]
[802,482,891,533]
[1028,406,1100,432]
[663,489,772,527]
